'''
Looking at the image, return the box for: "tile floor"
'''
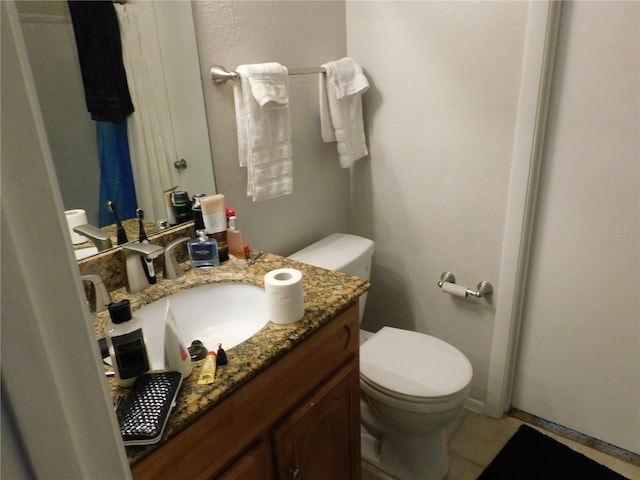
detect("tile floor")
[362,409,640,480]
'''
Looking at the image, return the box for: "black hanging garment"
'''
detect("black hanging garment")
[67,0,134,122]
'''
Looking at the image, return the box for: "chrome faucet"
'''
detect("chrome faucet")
[73,224,113,252]
[122,243,165,293]
[81,274,112,313]
[163,237,191,280]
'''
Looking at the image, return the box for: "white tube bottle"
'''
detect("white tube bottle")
[163,301,192,379]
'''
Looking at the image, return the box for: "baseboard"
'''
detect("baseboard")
[508,408,640,466]
[464,396,485,415]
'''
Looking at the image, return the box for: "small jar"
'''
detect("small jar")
[105,300,150,387]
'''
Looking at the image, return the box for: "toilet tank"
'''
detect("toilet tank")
[289,234,374,323]
[288,233,374,279]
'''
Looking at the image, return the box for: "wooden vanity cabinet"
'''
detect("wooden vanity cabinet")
[131,302,361,480]
[216,437,274,480]
[272,359,360,480]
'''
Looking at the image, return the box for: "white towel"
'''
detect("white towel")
[233,63,293,201]
[320,57,369,168]
[248,64,290,109]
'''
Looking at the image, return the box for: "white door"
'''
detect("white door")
[154,1,216,196]
[511,1,639,453]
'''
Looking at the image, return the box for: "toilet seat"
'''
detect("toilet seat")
[360,327,472,403]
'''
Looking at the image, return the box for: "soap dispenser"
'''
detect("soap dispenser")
[188,229,220,268]
[227,216,245,259]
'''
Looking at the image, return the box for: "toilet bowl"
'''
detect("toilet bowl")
[360,326,472,480]
[289,234,473,480]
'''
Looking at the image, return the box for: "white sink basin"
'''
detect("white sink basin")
[135,283,268,370]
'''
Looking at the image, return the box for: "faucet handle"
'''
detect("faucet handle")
[81,274,112,313]
[122,242,164,259]
[164,237,191,279]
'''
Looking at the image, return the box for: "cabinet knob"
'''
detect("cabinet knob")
[289,467,300,479]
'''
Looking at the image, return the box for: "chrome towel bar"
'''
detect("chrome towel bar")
[210,64,326,85]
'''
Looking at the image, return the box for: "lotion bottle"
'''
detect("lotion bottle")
[227,216,245,259]
[105,300,150,387]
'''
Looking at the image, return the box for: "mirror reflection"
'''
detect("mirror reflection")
[16,0,216,257]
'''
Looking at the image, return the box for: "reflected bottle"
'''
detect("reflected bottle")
[191,193,207,231]
[171,190,192,225]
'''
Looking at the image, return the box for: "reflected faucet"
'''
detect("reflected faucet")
[122,243,165,293]
[73,224,113,252]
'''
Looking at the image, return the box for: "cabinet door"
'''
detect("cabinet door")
[272,359,360,480]
[216,438,274,480]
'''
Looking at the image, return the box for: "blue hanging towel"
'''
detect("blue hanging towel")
[97,121,138,227]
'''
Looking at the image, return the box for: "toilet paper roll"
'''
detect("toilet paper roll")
[441,281,468,298]
[264,268,305,325]
[65,209,88,244]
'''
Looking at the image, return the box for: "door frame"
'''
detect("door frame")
[484,0,563,418]
[2,2,131,477]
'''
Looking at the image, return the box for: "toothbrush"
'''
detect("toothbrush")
[136,208,149,243]
[107,201,128,245]
[136,208,157,285]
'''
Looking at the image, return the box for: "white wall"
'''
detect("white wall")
[346,1,528,403]
[193,1,351,256]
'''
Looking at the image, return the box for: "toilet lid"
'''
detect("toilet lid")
[360,327,473,399]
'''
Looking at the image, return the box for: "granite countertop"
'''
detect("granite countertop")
[91,251,370,466]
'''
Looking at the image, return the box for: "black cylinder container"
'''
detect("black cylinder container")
[171,190,193,225]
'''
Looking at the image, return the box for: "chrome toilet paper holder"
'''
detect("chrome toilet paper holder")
[438,272,493,298]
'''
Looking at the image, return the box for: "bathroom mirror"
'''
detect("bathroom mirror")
[16,0,216,258]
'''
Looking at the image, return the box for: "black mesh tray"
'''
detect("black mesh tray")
[115,371,182,446]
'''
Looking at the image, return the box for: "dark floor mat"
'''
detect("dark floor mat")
[477,424,629,480]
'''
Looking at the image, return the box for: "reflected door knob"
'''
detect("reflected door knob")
[174,158,187,171]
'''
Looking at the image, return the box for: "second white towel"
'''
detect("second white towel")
[320,57,370,168]
[233,63,293,201]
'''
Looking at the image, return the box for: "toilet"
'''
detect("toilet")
[289,233,472,480]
